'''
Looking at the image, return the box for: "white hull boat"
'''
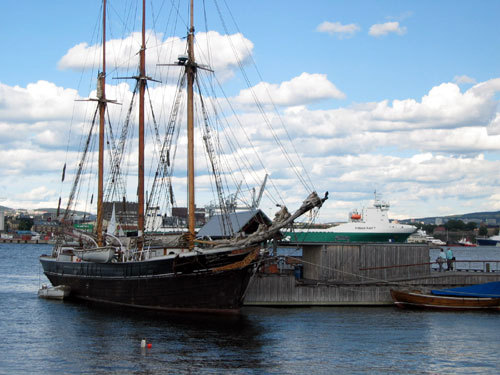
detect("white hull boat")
[74,248,116,263]
[38,284,71,300]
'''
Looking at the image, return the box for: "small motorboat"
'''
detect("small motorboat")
[38,284,71,300]
[390,282,500,310]
[456,237,477,247]
[476,235,500,247]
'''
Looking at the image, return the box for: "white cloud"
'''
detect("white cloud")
[369,22,407,37]
[369,80,499,129]
[487,113,500,135]
[311,152,500,220]
[489,194,500,210]
[0,81,78,122]
[0,147,68,177]
[2,72,500,221]
[235,72,345,107]
[454,75,477,85]
[58,31,253,82]
[17,186,55,202]
[316,21,360,38]
[267,79,500,146]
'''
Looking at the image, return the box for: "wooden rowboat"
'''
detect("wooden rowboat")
[390,289,500,310]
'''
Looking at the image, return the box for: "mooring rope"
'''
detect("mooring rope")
[283,255,426,287]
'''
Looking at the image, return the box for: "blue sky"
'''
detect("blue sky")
[1,0,500,222]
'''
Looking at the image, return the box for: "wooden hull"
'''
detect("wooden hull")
[390,289,500,310]
[40,247,260,313]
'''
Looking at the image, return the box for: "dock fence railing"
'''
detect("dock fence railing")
[359,260,500,273]
[262,257,500,278]
[431,260,500,273]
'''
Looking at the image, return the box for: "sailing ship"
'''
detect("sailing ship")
[39,0,327,312]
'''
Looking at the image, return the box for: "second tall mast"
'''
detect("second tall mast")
[186,0,196,248]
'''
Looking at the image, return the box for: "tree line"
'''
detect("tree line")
[414,220,497,237]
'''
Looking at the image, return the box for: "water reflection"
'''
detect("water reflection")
[36,299,270,374]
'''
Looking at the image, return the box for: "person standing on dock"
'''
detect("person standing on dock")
[437,249,446,272]
[446,248,454,271]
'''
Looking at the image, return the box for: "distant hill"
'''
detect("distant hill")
[459,211,500,220]
[33,208,91,216]
[401,211,500,225]
[32,208,59,214]
[0,205,14,213]
[0,206,90,217]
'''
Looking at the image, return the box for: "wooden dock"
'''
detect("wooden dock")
[0,238,50,244]
[244,243,500,306]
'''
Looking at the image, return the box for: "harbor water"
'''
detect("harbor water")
[1,243,499,374]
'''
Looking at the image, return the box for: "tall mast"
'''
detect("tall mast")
[186,0,196,248]
[96,0,107,247]
[138,0,146,249]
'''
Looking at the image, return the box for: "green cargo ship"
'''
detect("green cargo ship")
[283,195,416,244]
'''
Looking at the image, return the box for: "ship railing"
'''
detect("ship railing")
[124,245,173,261]
[121,247,152,262]
[105,233,125,252]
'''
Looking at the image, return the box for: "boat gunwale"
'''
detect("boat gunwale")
[399,290,500,302]
[40,267,252,280]
[41,244,260,263]
[390,289,500,310]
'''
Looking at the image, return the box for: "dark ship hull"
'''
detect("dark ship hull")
[40,247,260,313]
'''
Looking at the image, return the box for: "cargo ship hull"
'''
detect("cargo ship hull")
[284,230,413,244]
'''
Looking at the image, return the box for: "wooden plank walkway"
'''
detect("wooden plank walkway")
[0,238,50,244]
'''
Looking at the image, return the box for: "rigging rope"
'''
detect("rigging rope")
[104,81,139,202]
[203,72,283,206]
[213,0,315,194]
[63,107,99,221]
[284,254,433,288]
[196,75,232,236]
[146,72,186,225]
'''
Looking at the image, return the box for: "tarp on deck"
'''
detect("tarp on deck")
[431,281,500,298]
